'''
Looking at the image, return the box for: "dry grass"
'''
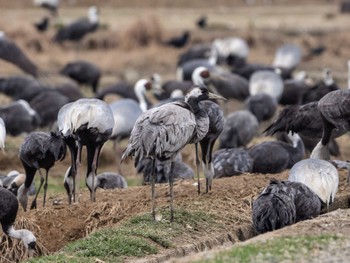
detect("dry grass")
[119,15,164,49]
[0,217,48,263]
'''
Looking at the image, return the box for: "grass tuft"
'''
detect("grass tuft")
[195,234,342,263]
[26,208,215,262]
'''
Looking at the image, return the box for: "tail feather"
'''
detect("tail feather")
[264,105,298,136]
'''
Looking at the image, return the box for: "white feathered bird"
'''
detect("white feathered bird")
[288,158,339,209]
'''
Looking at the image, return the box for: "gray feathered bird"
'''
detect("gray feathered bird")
[122,85,225,222]
[252,179,321,234]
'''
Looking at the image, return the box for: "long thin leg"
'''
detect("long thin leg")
[75,141,83,203]
[195,143,201,194]
[30,169,45,210]
[169,160,175,223]
[66,137,77,204]
[42,169,49,207]
[151,158,156,221]
[90,145,102,202]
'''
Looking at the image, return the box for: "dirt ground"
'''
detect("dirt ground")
[1,1,350,263]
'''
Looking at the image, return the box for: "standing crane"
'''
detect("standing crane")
[17,132,66,211]
[122,85,225,222]
[57,98,114,203]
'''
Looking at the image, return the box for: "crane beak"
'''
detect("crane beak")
[208,92,226,101]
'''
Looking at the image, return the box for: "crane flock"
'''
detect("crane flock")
[0,2,350,259]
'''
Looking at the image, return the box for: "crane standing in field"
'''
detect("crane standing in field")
[57,98,114,203]
[122,85,225,222]
[17,132,66,211]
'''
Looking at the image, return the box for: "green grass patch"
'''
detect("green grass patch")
[27,208,215,263]
[196,234,342,263]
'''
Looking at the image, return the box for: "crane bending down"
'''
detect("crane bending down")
[0,187,36,257]
[57,98,114,203]
[18,132,66,211]
[122,85,225,222]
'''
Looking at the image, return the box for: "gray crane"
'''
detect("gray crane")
[212,148,253,178]
[219,110,259,149]
[248,132,305,174]
[0,100,41,136]
[0,32,38,77]
[252,179,321,234]
[17,132,66,211]
[288,158,338,210]
[53,6,99,44]
[60,60,101,93]
[122,85,225,222]
[57,98,114,203]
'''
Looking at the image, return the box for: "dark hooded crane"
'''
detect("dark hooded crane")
[57,98,114,204]
[164,31,190,49]
[310,87,350,161]
[288,158,338,210]
[248,133,305,174]
[60,60,101,93]
[209,71,250,102]
[53,6,99,44]
[17,132,66,211]
[245,93,277,123]
[219,110,259,149]
[264,101,344,156]
[0,32,38,77]
[196,99,225,193]
[122,85,225,222]
[0,75,45,102]
[29,89,70,128]
[177,43,212,67]
[0,187,36,257]
[212,148,253,178]
[196,15,207,29]
[0,100,41,136]
[252,179,322,234]
[34,17,50,33]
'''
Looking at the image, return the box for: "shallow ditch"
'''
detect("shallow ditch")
[133,193,350,263]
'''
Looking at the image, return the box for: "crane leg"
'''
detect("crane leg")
[169,160,175,223]
[30,169,44,210]
[42,169,49,207]
[114,140,123,174]
[90,145,102,202]
[195,143,201,194]
[151,158,156,221]
[75,142,83,203]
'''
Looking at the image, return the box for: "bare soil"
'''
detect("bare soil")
[1,1,350,263]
